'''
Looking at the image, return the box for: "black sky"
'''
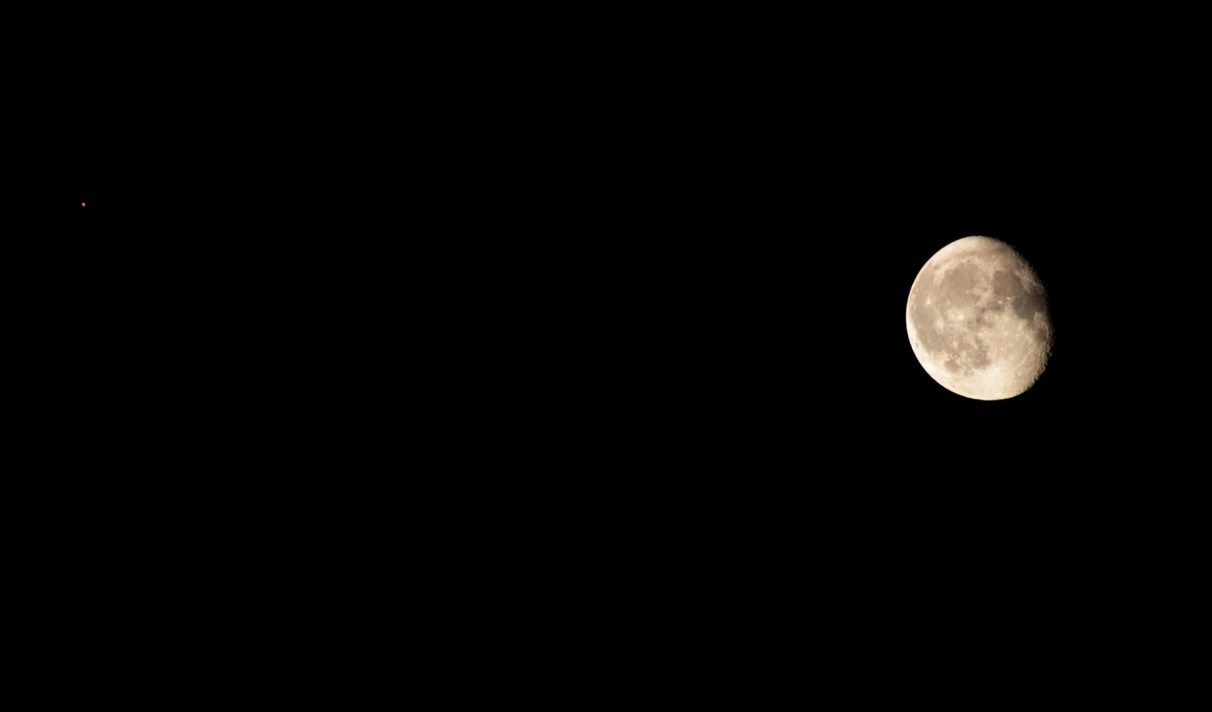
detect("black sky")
[24,12,1212,679]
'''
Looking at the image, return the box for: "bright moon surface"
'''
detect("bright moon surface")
[905,236,1053,401]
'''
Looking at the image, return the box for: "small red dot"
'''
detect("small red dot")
[81,202,87,207]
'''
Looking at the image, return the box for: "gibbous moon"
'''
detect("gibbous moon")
[906,236,1053,400]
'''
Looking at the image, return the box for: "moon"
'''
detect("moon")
[906,236,1053,400]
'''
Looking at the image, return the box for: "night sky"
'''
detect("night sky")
[18,11,1212,690]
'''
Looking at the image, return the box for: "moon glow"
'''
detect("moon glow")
[906,236,1053,400]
